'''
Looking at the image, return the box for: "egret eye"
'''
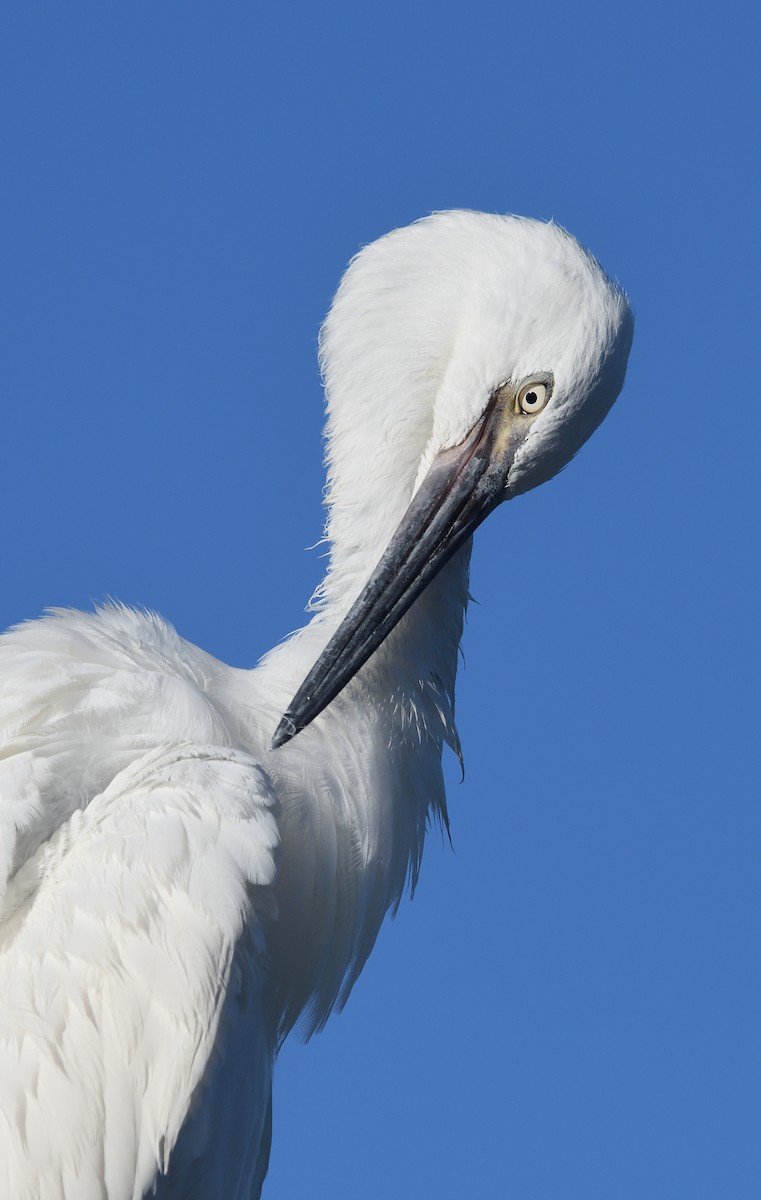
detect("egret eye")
[517,380,549,415]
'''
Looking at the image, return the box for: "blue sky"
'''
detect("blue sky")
[1,4,758,1197]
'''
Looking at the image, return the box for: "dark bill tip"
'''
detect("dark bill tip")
[272,716,297,750]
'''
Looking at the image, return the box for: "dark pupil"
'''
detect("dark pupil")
[525,391,537,406]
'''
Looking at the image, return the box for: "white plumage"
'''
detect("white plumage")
[0,212,632,1198]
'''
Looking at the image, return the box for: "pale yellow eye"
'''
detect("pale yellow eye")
[517,381,549,415]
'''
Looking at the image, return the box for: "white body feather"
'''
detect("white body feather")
[0,212,631,1197]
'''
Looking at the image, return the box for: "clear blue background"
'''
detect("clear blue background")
[1,4,758,1197]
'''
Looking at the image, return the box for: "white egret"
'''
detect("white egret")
[0,211,632,1198]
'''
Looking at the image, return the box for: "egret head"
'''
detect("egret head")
[273,212,633,747]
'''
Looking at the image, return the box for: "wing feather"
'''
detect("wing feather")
[0,608,280,1200]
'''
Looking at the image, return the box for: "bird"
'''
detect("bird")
[0,210,633,1199]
